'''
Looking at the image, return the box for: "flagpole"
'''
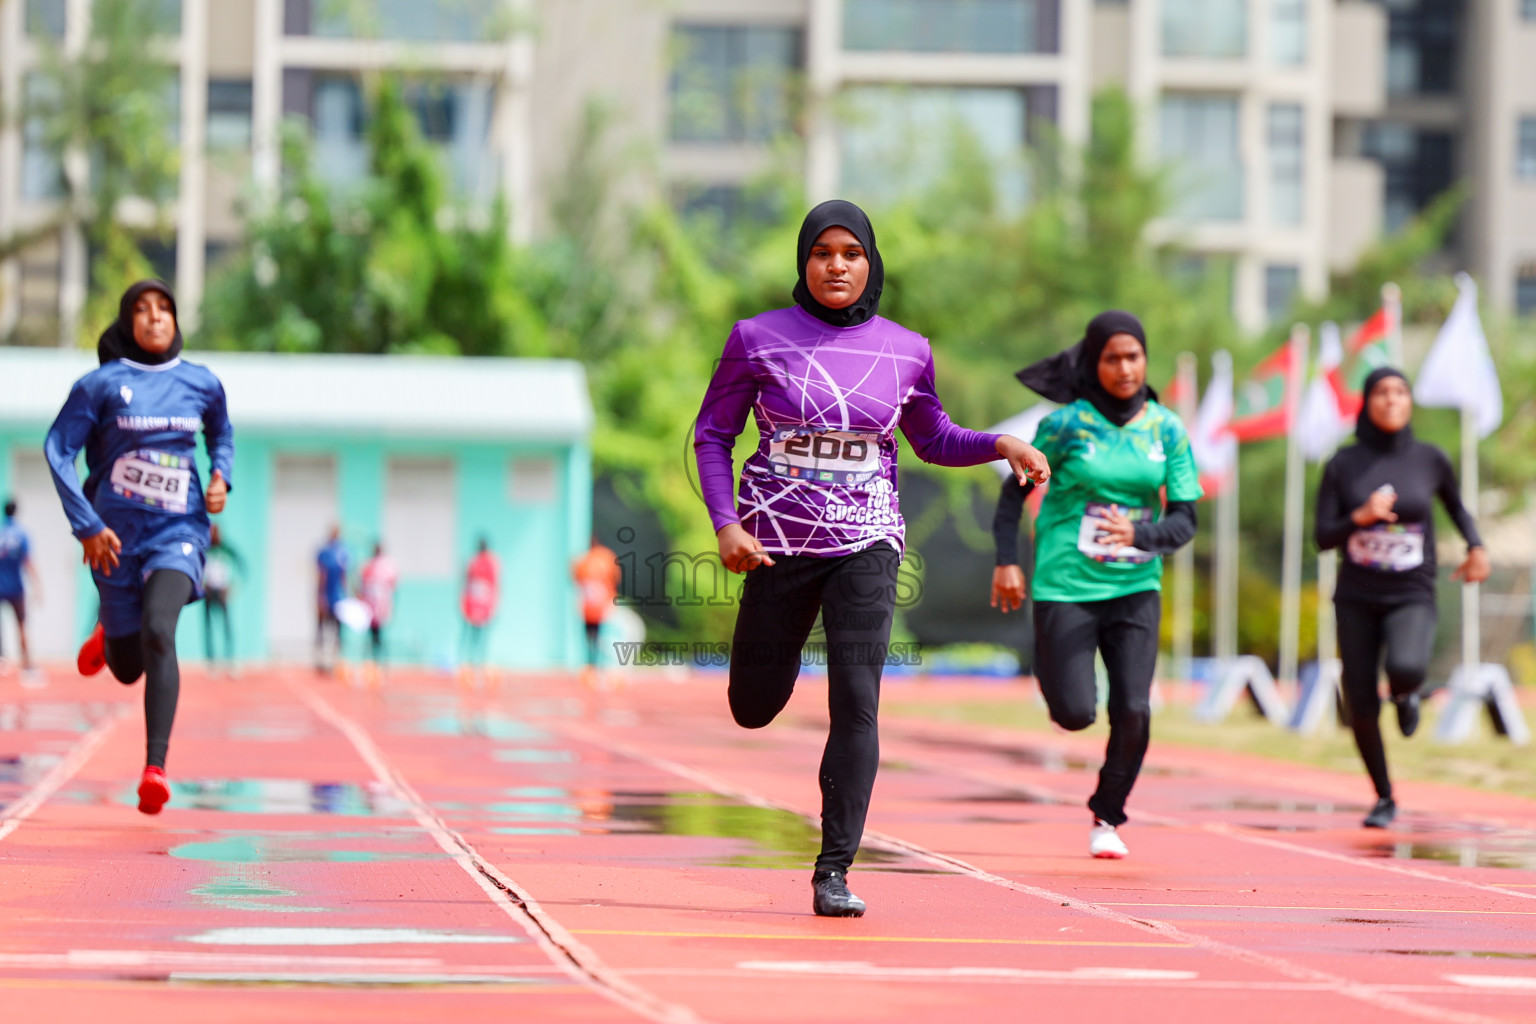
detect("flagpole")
[1173,352,1198,685]
[1461,401,1480,689]
[1212,351,1238,666]
[1382,282,1403,367]
[1278,325,1310,695]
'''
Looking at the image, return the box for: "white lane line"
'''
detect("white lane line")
[555,723,1503,1024]
[0,710,124,843]
[1446,975,1536,990]
[877,728,1536,904]
[738,961,1197,981]
[298,685,707,1024]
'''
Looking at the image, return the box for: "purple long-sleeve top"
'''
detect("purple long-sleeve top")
[694,305,1001,557]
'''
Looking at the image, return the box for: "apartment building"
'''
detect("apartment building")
[1,0,1532,341]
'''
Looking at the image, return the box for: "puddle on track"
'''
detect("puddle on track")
[1363,837,1536,870]
[170,833,433,864]
[117,779,413,817]
[1197,798,1371,814]
[1381,949,1536,961]
[907,735,1191,777]
[190,873,326,913]
[0,752,63,784]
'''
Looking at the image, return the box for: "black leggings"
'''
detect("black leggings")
[728,544,899,874]
[104,570,194,770]
[1033,590,1161,827]
[1336,599,1436,800]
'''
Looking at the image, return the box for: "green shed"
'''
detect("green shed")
[0,350,594,670]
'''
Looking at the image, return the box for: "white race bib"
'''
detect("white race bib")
[110,449,192,514]
[1076,502,1155,564]
[1347,524,1425,572]
[767,428,881,485]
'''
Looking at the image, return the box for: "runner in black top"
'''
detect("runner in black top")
[1315,367,1487,828]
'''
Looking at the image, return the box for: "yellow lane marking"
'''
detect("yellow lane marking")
[571,930,1187,948]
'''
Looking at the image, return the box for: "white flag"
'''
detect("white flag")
[1192,351,1237,492]
[1296,322,1352,461]
[1415,274,1502,438]
[987,403,1055,480]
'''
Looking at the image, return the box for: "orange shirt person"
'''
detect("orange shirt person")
[572,539,621,667]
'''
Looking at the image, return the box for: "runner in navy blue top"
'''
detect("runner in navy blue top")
[45,280,234,815]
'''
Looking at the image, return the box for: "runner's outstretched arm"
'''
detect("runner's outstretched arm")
[992,476,1035,567]
[43,382,107,540]
[898,353,1003,467]
[202,377,236,492]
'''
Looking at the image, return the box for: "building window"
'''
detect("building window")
[670,25,802,144]
[208,80,254,151]
[385,458,457,577]
[1270,0,1307,64]
[1517,269,1536,316]
[1160,93,1244,221]
[24,0,65,38]
[1162,0,1247,58]
[1518,117,1536,181]
[1363,122,1454,232]
[21,72,63,200]
[294,0,502,42]
[1386,0,1458,97]
[1266,264,1300,322]
[1523,0,1536,20]
[840,85,1031,209]
[843,0,1058,54]
[1268,104,1304,225]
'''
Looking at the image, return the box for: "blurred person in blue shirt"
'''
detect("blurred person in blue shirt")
[316,526,349,673]
[0,498,44,683]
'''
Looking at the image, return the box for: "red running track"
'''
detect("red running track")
[1,666,1534,1023]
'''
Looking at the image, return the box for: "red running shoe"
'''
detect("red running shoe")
[77,623,106,677]
[138,766,171,815]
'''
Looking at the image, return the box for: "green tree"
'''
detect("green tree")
[2,0,179,345]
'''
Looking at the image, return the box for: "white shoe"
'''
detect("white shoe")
[1090,819,1128,859]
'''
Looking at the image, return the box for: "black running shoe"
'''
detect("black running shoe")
[1394,693,1421,738]
[812,869,866,918]
[1362,797,1396,829]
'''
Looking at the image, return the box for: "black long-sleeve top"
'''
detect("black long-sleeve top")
[992,478,1197,567]
[1315,438,1482,606]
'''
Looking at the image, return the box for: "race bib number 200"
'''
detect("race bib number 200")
[110,449,192,513]
[768,428,881,485]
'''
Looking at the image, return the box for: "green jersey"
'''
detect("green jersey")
[1029,399,1202,603]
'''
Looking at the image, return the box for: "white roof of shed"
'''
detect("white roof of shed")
[0,349,593,442]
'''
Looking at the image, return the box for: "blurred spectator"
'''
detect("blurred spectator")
[572,537,621,669]
[360,542,399,671]
[0,498,42,684]
[459,537,500,677]
[203,524,244,676]
[315,526,349,674]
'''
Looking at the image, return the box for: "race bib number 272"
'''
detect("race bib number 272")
[110,449,192,513]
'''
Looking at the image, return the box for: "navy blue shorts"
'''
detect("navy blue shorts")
[94,538,205,639]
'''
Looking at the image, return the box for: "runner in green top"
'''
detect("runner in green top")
[1029,399,1201,602]
[992,311,1201,859]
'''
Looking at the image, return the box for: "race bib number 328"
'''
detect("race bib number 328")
[110,449,192,513]
[768,428,881,485]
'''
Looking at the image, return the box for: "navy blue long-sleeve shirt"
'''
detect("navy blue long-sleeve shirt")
[45,356,234,554]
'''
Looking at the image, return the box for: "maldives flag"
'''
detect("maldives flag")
[1229,341,1298,443]
[1342,305,1395,397]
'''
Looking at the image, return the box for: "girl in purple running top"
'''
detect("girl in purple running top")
[695,200,1050,917]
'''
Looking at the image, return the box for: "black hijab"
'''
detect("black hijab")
[97,279,183,366]
[1015,310,1156,427]
[791,200,884,328]
[1355,366,1414,453]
